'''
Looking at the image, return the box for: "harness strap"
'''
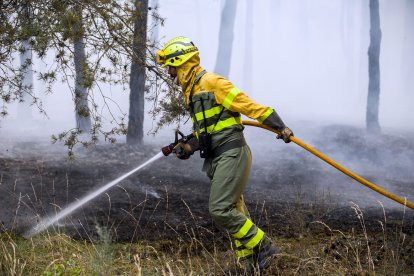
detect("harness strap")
[199,98,208,134]
[212,138,246,158]
[194,70,207,85]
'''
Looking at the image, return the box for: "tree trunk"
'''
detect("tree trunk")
[402,0,414,93]
[127,0,148,145]
[18,1,33,119]
[214,0,237,78]
[366,0,381,133]
[73,5,92,133]
[148,0,159,44]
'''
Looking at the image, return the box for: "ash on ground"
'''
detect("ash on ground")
[0,123,413,245]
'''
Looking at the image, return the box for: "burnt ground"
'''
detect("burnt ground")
[0,124,414,253]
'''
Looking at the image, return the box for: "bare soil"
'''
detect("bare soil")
[1,124,413,256]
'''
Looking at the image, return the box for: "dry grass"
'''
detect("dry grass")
[1,184,413,276]
[0,231,232,275]
[1,203,413,276]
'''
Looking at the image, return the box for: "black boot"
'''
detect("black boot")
[253,243,281,273]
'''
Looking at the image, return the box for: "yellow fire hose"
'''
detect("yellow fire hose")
[242,120,414,210]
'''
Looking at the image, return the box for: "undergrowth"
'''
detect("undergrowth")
[1,202,413,275]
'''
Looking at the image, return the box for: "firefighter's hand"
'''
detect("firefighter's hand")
[172,142,194,160]
[277,127,294,143]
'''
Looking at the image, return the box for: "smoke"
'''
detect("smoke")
[244,121,414,209]
[155,0,414,210]
[157,0,413,130]
[1,0,413,215]
[1,0,412,142]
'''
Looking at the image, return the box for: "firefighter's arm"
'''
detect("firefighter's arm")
[203,74,293,142]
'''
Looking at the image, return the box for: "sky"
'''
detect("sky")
[1,0,413,140]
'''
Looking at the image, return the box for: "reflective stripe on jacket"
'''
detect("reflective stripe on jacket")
[176,54,286,148]
[190,91,242,135]
[193,72,285,132]
[194,72,274,123]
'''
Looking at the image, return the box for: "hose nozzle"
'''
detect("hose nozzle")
[162,130,188,156]
[161,144,174,156]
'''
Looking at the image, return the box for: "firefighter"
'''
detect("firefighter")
[156,36,293,273]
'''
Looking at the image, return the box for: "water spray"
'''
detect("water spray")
[25,152,164,238]
[26,121,413,237]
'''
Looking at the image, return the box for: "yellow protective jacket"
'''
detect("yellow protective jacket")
[176,55,286,135]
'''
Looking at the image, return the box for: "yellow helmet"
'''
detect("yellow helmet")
[156,36,199,67]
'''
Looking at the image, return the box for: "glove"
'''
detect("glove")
[172,142,192,160]
[277,127,294,143]
[172,137,199,160]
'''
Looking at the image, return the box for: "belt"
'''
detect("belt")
[212,138,246,158]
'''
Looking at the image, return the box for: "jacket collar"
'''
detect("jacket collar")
[176,54,204,106]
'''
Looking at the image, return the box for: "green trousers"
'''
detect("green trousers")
[204,144,271,259]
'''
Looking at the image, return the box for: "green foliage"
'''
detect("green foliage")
[145,65,191,134]
[60,10,83,41]
[0,0,185,152]
[42,259,82,276]
[81,62,95,89]
[1,225,413,275]
[90,226,114,274]
[0,0,167,152]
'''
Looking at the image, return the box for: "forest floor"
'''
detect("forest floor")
[0,123,414,275]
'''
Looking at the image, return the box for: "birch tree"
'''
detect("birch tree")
[72,4,92,133]
[148,0,160,44]
[127,0,148,145]
[366,0,381,133]
[18,0,34,119]
[214,0,237,78]
[0,0,170,154]
[402,0,414,93]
